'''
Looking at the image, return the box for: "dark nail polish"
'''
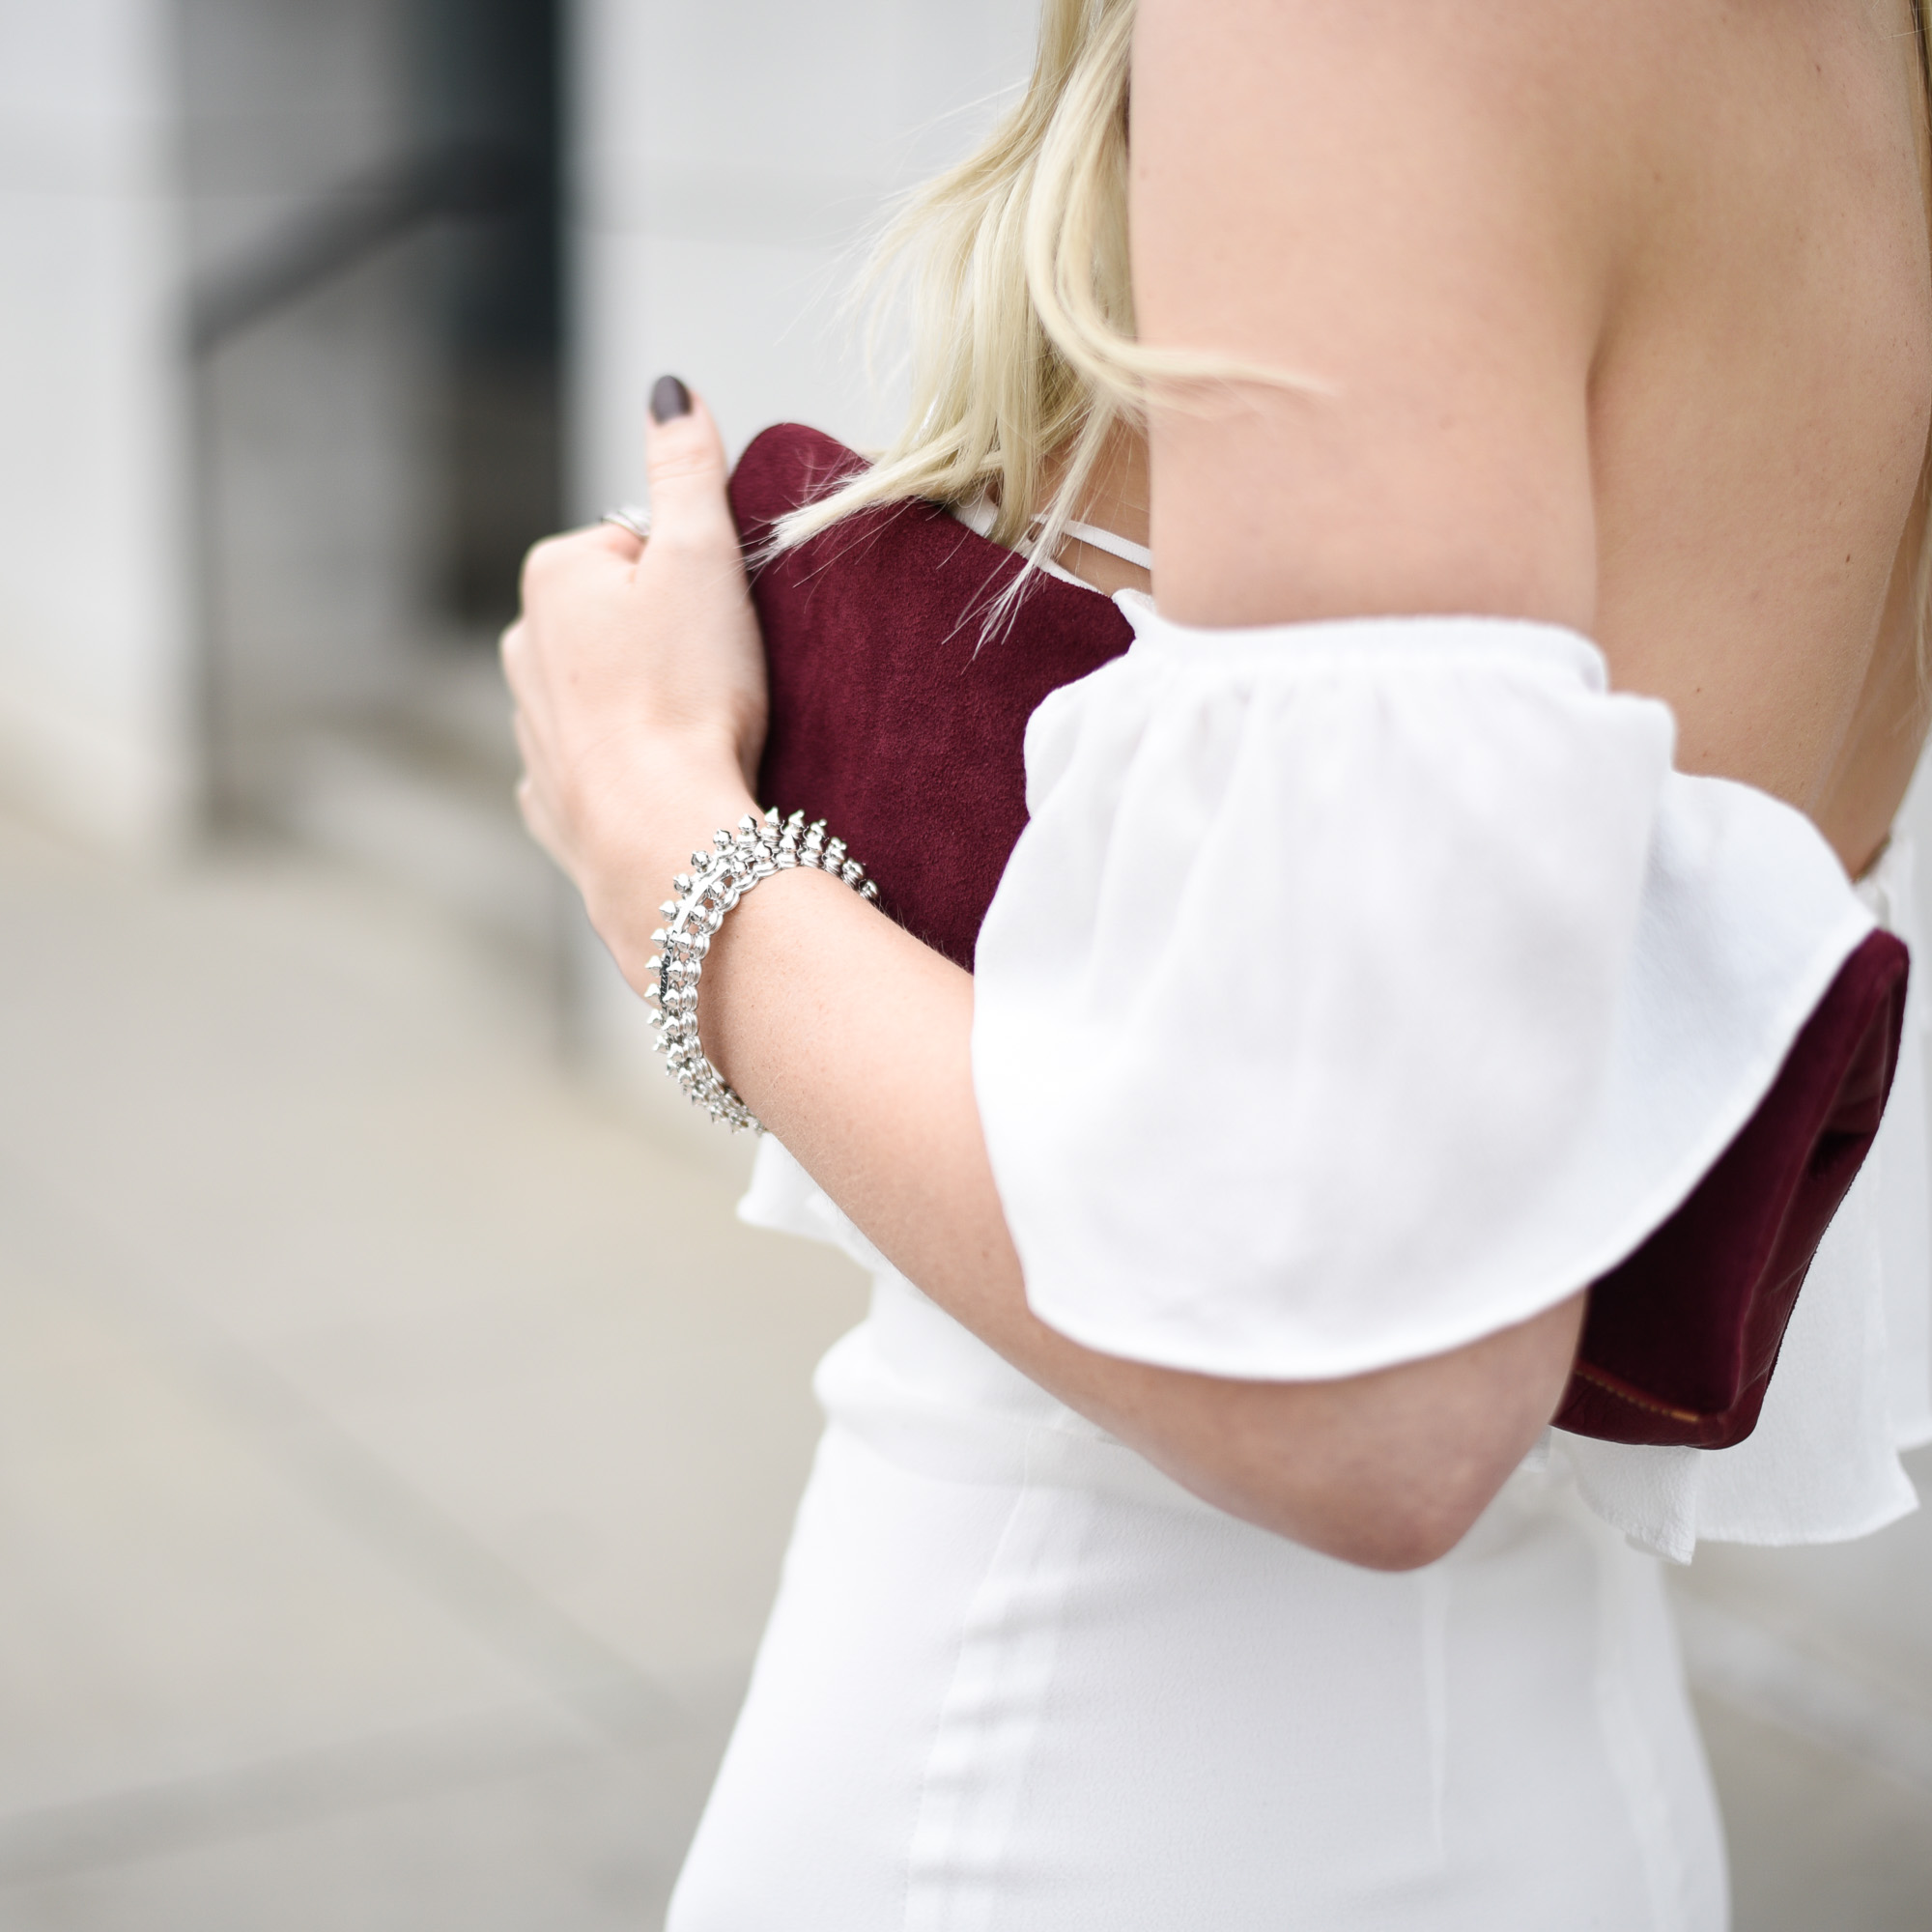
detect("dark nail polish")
[650,375,692,424]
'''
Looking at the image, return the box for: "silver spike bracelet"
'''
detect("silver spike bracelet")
[643,807,879,1133]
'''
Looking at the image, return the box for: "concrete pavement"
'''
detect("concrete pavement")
[0,810,865,1927]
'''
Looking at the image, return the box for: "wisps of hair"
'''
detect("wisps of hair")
[770,0,1317,625]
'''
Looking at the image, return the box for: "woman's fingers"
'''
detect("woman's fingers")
[505,644,558,810]
[592,519,645,563]
[520,526,637,605]
[511,717,567,862]
[515,776,565,869]
[500,619,553,744]
[498,369,768,912]
[641,383,738,552]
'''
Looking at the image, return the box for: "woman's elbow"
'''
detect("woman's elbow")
[1217,1454,1509,1571]
[1153,1298,1586,1570]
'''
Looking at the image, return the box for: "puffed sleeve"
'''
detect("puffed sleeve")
[970,600,1875,1380]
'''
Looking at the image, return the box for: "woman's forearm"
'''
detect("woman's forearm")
[590,819,1582,1572]
[589,806,1039,1350]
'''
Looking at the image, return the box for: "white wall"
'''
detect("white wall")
[0,0,196,854]
[568,0,1040,499]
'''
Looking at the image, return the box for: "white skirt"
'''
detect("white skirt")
[667,1271,1728,1931]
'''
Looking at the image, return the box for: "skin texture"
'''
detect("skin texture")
[1133,0,1932,865]
[504,0,1932,1570]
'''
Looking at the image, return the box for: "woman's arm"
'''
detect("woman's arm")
[508,3,1630,1570]
[1132,0,1615,630]
[509,439,1582,1576]
[690,859,1583,1573]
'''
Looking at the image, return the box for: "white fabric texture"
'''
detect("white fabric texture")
[967,597,1925,1560]
[974,600,1876,1386]
[671,595,1926,1925]
[671,1221,1727,1931]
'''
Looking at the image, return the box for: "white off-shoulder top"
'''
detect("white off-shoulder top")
[753,596,1930,1563]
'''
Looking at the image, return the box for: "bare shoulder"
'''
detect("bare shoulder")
[1132,0,1921,373]
[1129,0,1675,629]
[1133,0,1932,861]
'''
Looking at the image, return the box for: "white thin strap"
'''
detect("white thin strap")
[1061,518,1152,571]
[1031,513,1153,572]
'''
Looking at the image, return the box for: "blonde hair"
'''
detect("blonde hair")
[776,0,1257,588]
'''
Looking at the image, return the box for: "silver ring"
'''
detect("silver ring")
[601,504,652,541]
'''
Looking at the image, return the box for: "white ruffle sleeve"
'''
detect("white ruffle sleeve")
[971,600,1876,1391]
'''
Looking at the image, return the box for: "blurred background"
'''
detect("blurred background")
[0,3,1927,1927]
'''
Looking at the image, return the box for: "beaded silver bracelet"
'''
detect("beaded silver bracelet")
[643,808,879,1133]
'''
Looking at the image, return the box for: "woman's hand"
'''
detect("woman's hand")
[502,380,765,978]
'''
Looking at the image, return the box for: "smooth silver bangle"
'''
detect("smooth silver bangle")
[644,808,879,1133]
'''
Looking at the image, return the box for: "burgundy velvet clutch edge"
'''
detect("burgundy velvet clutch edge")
[729,420,1913,1453]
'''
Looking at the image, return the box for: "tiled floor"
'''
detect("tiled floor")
[1,809,1928,1929]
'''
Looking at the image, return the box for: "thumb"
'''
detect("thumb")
[642,376,737,550]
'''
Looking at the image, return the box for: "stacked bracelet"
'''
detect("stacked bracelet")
[643,807,879,1133]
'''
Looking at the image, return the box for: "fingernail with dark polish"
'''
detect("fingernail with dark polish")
[650,375,692,424]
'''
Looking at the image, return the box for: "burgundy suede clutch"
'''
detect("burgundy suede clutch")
[731,421,1911,1451]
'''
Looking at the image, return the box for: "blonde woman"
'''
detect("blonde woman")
[504,1,1932,1923]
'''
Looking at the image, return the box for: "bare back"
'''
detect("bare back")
[1591,0,1931,869]
[1129,0,1932,878]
